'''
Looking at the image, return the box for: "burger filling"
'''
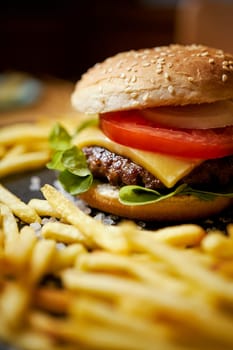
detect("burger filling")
[83,146,233,192]
[48,122,233,206]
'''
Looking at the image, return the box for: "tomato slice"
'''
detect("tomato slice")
[99,110,233,159]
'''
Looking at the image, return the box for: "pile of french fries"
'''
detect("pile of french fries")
[0,121,233,350]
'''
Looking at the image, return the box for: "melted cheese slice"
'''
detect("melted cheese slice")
[73,127,203,188]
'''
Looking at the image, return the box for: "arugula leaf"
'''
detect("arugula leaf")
[119,184,233,206]
[47,123,93,195]
[59,170,93,195]
[62,146,91,177]
[47,150,65,171]
[49,123,72,151]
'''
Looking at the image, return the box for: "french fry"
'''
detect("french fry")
[128,230,233,303]
[76,251,189,294]
[28,199,61,218]
[29,239,57,284]
[0,123,50,146]
[41,221,92,247]
[0,203,19,249]
[13,328,57,350]
[0,174,232,350]
[227,223,233,239]
[41,184,129,253]
[0,145,6,159]
[2,144,26,160]
[201,231,233,258]
[34,287,71,314]
[5,226,37,270]
[0,184,40,223]
[0,281,30,329]
[50,244,88,272]
[0,150,50,178]
[146,224,205,247]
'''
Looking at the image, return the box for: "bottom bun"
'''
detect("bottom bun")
[79,184,233,221]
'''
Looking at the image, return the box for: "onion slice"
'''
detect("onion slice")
[142,100,233,129]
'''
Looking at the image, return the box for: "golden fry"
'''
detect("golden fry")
[29,239,56,284]
[0,203,19,249]
[0,123,50,146]
[41,221,91,246]
[28,199,61,218]
[41,184,129,253]
[147,224,205,247]
[201,231,233,258]
[2,144,26,160]
[0,150,50,178]
[0,184,40,223]
[0,177,232,350]
[0,281,30,328]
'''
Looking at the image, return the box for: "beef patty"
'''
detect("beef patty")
[83,146,233,191]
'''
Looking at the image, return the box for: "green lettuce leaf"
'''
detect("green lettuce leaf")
[62,146,91,177]
[47,150,65,171]
[49,123,72,151]
[119,184,233,206]
[59,170,93,195]
[47,123,93,195]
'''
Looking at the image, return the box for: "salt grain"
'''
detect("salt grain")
[29,176,41,191]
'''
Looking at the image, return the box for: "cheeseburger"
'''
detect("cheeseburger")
[52,44,233,221]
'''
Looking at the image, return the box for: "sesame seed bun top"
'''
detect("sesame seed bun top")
[71,44,233,114]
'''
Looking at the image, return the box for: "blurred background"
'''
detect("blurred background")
[0,0,176,81]
[0,0,232,81]
[0,0,232,119]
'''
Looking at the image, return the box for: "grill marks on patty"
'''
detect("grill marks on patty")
[83,146,162,189]
[82,146,233,191]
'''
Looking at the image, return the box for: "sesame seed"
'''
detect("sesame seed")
[223,65,230,71]
[200,51,209,57]
[222,74,228,82]
[208,58,215,64]
[164,72,170,80]
[142,62,151,67]
[120,73,126,78]
[188,76,194,82]
[142,92,149,101]
[131,75,137,83]
[156,69,162,74]
[168,85,175,94]
[130,92,138,98]
[116,60,123,68]
[157,57,165,63]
